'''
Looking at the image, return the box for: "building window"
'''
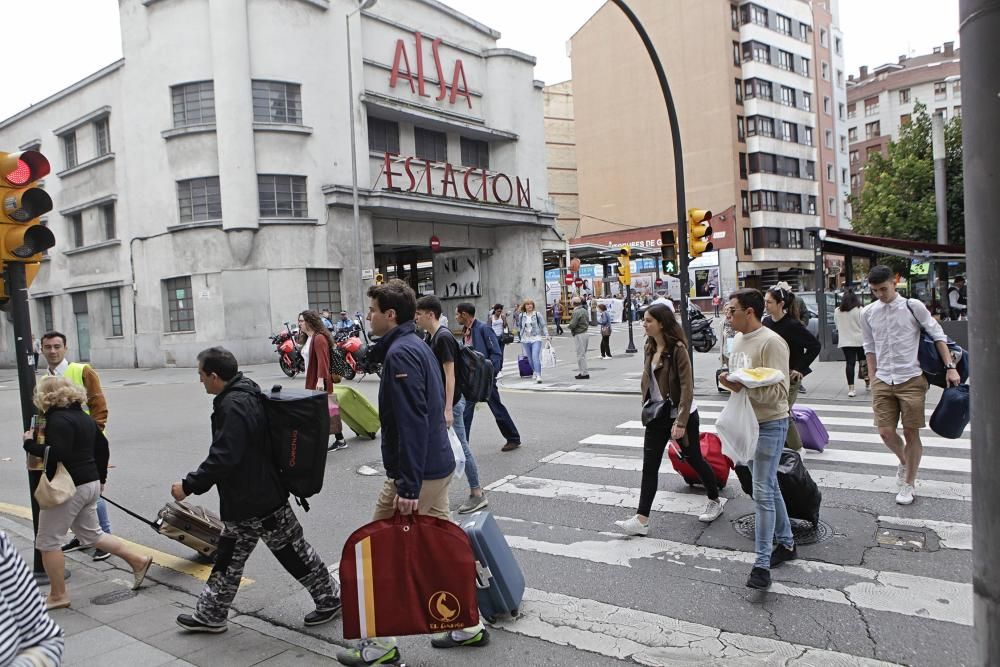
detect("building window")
[802,92,812,111]
[306,269,342,313]
[94,117,110,156]
[743,41,770,64]
[368,117,400,153]
[865,121,881,139]
[900,113,912,127]
[780,86,796,107]
[741,191,749,218]
[836,70,844,87]
[62,132,77,169]
[733,41,741,66]
[899,88,911,104]
[460,137,489,169]
[108,288,123,337]
[800,58,810,78]
[775,14,792,35]
[776,156,799,178]
[777,50,793,71]
[840,135,847,153]
[867,145,882,160]
[750,190,778,212]
[954,105,962,118]
[735,78,743,104]
[39,297,54,332]
[177,176,222,223]
[953,79,961,96]
[803,126,813,145]
[821,62,829,80]
[807,196,817,215]
[743,227,752,253]
[819,28,828,47]
[731,4,740,30]
[934,81,947,100]
[781,121,797,143]
[864,97,879,116]
[737,115,745,141]
[826,163,834,182]
[799,23,809,42]
[841,167,849,184]
[750,4,768,26]
[851,173,860,190]
[101,202,116,240]
[758,116,775,137]
[838,103,845,120]
[164,276,194,332]
[69,213,83,248]
[804,160,815,180]
[847,102,856,119]
[758,80,772,100]
[828,197,837,216]
[739,152,747,179]
[936,107,948,120]
[171,81,216,127]
[848,127,858,142]
[824,96,831,114]
[258,175,308,218]
[251,80,302,124]
[849,149,859,164]
[414,127,448,163]
[825,130,833,148]
[835,37,842,55]
[788,229,803,248]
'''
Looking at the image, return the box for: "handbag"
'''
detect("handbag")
[600,324,612,336]
[541,341,557,369]
[500,331,515,345]
[34,447,76,509]
[641,398,671,427]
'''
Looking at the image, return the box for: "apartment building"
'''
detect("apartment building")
[542,81,581,239]
[568,0,847,290]
[847,42,961,195]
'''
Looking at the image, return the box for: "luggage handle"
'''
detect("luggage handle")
[475,560,493,589]
[100,495,160,531]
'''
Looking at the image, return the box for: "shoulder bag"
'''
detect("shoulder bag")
[641,346,675,427]
[34,447,77,509]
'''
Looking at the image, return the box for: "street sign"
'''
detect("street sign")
[564,271,574,286]
[430,235,441,252]
[361,269,374,280]
[655,278,664,287]
[575,278,584,287]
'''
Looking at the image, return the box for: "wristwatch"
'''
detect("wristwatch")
[945,363,957,369]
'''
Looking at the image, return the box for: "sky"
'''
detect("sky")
[0,0,960,121]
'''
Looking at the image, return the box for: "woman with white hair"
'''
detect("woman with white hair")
[23,376,153,610]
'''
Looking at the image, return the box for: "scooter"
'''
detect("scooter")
[270,322,304,377]
[687,304,718,353]
[330,314,383,380]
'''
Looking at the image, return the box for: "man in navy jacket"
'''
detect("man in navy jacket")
[456,302,522,452]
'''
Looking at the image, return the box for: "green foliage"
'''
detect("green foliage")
[849,103,964,247]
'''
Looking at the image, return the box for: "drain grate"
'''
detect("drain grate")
[732,513,834,545]
[91,589,138,605]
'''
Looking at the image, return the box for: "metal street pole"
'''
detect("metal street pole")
[931,112,948,312]
[960,0,1000,663]
[609,0,692,362]
[624,284,637,353]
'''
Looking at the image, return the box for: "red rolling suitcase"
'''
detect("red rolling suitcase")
[668,433,732,488]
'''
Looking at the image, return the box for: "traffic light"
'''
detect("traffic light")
[0,151,54,265]
[374,273,384,285]
[660,230,678,274]
[687,208,713,258]
[616,247,631,286]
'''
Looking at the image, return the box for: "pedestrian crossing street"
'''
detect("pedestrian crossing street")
[475,398,974,666]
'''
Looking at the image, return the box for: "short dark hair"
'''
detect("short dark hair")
[197,347,239,381]
[954,275,965,283]
[367,279,416,323]
[730,288,765,321]
[456,302,476,317]
[416,295,443,319]
[41,331,67,346]
[868,265,893,286]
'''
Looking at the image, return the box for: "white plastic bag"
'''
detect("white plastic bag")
[448,427,466,480]
[541,341,557,369]
[715,389,759,465]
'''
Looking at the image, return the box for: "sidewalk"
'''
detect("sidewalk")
[0,513,342,667]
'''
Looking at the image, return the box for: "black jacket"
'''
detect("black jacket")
[764,315,821,376]
[370,322,454,499]
[182,374,286,521]
[24,404,108,486]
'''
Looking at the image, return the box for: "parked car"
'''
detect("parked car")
[799,292,838,346]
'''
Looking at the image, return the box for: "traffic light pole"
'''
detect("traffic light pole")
[624,284,637,354]
[610,0,693,362]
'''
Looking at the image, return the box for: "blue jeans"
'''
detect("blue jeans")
[463,381,520,445]
[451,397,481,491]
[521,340,542,376]
[751,418,792,569]
[96,497,111,534]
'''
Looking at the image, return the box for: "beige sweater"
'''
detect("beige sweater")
[730,326,790,423]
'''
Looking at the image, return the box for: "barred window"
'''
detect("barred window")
[62,133,77,169]
[414,127,448,163]
[177,177,222,222]
[460,138,489,169]
[306,269,342,313]
[258,175,308,218]
[102,203,116,240]
[108,288,123,337]
[94,117,110,156]
[171,81,216,127]
[164,276,194,332]
[367,117,400,153]
[252,80,302,124]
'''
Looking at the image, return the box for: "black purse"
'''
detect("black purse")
[641,397,671,427]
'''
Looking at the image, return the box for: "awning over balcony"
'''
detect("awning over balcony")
[816,228,966,262]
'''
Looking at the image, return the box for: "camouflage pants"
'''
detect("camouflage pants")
[195,502,337,625]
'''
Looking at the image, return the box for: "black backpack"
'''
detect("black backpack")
[260,385,329,511]
[457,345,495,403]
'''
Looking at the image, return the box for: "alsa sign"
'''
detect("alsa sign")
[390,31,473,109]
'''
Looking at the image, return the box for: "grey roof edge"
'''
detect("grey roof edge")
[0,59,125,131]
[410,0,501,39]
[483,48,537,66]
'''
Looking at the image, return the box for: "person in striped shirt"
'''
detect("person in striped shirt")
[0,530,64,666]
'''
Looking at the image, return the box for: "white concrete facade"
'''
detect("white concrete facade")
[0,0,555,368]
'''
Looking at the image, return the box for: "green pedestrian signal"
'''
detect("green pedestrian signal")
[662,260,676,274]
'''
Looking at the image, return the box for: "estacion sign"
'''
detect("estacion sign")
[381,153,531,208]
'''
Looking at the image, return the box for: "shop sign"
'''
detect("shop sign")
[381,153,532,208]
[434,250,481,299]
[390,31,472,109]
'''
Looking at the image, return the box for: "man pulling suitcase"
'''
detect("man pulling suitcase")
[170,347,340,633]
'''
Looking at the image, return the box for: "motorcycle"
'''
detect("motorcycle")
[687,304,718,353]
[270,322,304,377]
[330,314,383,381]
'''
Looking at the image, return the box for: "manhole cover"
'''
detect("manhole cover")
[91,589,138,605]
[732,513,834,545]
[877,527,926,551]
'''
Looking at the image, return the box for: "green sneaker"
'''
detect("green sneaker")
[336,639,401,666]
[431,626,490,649]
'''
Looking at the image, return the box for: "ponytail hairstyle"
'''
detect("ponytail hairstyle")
[766,286,800,321]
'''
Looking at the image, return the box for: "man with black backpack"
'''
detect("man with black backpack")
[171,347,339,634]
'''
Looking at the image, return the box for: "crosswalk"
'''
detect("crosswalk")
[477,397,974,665]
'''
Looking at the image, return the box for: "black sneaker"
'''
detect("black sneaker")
[328,440,349,452]
[92,549,111,562]
[746,567,771,589]
[304,598,342,626]
[61,538,84,553]
[176,613,227,633]
[431,626,490,648]
[770,543,797,568]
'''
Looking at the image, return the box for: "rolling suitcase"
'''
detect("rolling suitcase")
[733,449,822,526]
[791,407,829,452]
[458,511,525,623]
[517,356,533,377]
[667,433,732,488]
[102,496,224,561]
[333,385,380,440]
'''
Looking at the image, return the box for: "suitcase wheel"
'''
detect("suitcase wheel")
[511,608,519,618]
[484,615,496,624]
[367,432,377,440]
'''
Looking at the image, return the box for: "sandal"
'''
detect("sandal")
[46,598,71,610]
[132,556,153,590]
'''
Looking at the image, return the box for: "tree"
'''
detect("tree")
[849,103,964,249]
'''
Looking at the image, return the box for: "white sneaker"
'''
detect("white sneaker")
[896,464,907,489]
[536,377,542,384]
[497,371,504,379]
[698,499,724,523]
[896,484,915,505]
[614,515,649,536]
[847,390,856,397]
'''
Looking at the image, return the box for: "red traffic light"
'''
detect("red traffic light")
[2,151,49,187]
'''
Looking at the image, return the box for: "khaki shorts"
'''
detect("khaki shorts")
[871,375,929,430]
[372,475,452,522]
[36,480,104,551]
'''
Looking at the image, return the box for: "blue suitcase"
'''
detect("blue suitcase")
[458,511,524,623]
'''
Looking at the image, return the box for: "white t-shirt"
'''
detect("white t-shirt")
[519,312,545,342]
[301,336,313,373]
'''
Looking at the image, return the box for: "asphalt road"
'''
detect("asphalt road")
[0,346,974,666]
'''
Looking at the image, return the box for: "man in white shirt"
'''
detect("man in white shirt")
[861,266,960,505]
